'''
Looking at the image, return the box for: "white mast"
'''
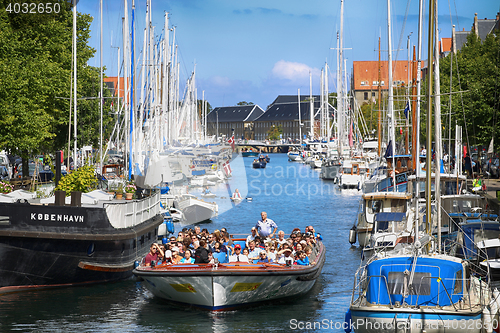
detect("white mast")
[99,0,103,173]
[310,71,314,140]
[434,0,442,252]
[339,0,344,154]
[298,89,302,145]
[387,0,396,191]
[72,0,77,167]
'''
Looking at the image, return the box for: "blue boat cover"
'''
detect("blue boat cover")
[374,212,406,222]
[366,256,463,307]
[191,169,206,176]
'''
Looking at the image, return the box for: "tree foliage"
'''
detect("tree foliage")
[267,125,283,140]
[0,0,114,160]
[237,101,254,106]
[438,31,500,151]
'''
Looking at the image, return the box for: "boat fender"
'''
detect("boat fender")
[134,260,140,268]
[344,309,352,333]
[349,226,357,245]
[167,220,175,234]
[494,289,500,310]
[490,298,498,333]
[484,307,492,333]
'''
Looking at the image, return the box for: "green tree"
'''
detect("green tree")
[0,0,114,172]
[237,101,254,106]
[437,31,500,151]
[267,125,283,140]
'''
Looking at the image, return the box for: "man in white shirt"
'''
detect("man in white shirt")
[277,249,294,265]
[255,211,278,239]
[247,240,260,261]
[228,245,249,263]
[246,227,258,247]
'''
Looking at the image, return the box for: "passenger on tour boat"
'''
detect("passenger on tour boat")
[246,227,258,247]
[256,250,269,263]
[247,240,260,260]
[180,250,195,264]
[277,248,294,265]
[255,211,278,239]
[194,226,201,235]
[203,186,211,195]
[266,244,277,262]
[295,251,310,266]
[145,243,163,266]
[207,233,216,251]
[194,240,210,264]
[276,231,287,247]
[229,244,249,263]
[143,225,320,267]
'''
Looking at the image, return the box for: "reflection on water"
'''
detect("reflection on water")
[1,154,363,332]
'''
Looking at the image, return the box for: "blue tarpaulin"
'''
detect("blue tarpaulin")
[374,212,406,222]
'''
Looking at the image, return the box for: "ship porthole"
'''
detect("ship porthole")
[87,243,95,257]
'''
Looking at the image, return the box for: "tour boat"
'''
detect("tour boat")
[133,239,325,310]
[0,189,163,293]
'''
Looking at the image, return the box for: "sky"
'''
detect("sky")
[79,0,500,110]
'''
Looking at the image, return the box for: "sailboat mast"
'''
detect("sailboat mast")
[426,0,435,238]
[128,0,135,180]
[434,0,442,252]
[99,0,103,174]
[338,0,344,155]
[310,71,313,140]
[298,89,302,145]
[72,0,77,167]
[377,37,382,157]
[387,0,396,191]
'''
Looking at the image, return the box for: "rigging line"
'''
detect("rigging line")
[453,41,471,165]
[448,0,453,158]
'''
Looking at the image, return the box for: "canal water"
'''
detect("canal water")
[1,154,363,332]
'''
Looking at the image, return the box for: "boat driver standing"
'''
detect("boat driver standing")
[255,211,278,239]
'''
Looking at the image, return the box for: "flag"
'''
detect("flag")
[404,101,410,119]
[223,161,232,177]
[488,137,494,154]
[384,140,393,158]
[228,135,235,151]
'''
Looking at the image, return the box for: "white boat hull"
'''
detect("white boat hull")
[175,197,218,224]
[141,271,316,310]
[287,152,302,161]
[350,308,483,333]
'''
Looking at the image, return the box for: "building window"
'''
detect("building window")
[372,92,376,97]
[364,92,368,100]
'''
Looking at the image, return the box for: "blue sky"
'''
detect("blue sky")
[79,0,500,110]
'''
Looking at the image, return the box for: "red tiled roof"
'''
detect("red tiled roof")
[352,61,410,91]
[440,38,452,53]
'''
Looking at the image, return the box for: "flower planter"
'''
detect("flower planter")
[125,193,133,200]
[116,193,123,200]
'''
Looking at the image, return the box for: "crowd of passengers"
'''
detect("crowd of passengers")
[143,223,322,268]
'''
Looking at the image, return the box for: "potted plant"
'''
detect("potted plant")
[125,183,136,200]
[0,181,14,194]
[116,183,124,200]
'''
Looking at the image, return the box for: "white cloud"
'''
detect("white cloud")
[270,60,321,81]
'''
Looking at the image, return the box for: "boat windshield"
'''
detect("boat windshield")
[387,271,431,296]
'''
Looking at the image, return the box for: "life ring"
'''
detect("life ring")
[211,164,217,170]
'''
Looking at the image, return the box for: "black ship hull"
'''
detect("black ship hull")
[0,194,163,293]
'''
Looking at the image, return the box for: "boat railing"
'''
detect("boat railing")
[104,192,161,229]
[351,274,393,308]
[414,276,457,310]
